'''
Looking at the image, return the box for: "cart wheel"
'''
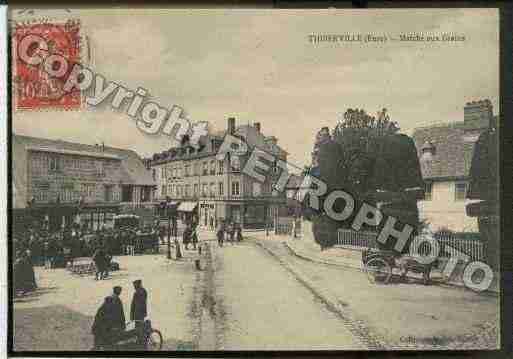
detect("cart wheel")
[365,257,392,284]
[146,329,163,350]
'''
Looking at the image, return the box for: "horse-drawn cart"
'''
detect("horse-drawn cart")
[362,248,437,285]
[351,229,438,285]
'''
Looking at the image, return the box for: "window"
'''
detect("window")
[35,189,49,202]
[121,185,133,202]
[185,164,190,177]
[231,181,240,196]
[185,184,191,197]
[455,182,467,201]
[104,185,114,202]
[218,160,224,174]
[48,155,61,172]
[141,187,152,202]
[81,183,96,199]
[424,182,433,201]
[203,161,208,175]
[210,160,216,175]
[218,182,224,196]
[194,184,199,197]
[95,161,105,177]
[161,185,167,197]
[31,154,45,175]
[88,184,96,197]
[58,188,74,202]
[269,160,279,174]
[210,182,216,197]
[230,155,240,172]
[202,184,208,197]
[152,169,156,181]
[161,167,166,180]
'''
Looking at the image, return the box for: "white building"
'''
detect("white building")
[412,99,497,233]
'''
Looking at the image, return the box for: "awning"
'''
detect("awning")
[178,201,198,212]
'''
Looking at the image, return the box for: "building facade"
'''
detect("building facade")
[12,134,156,231]
[150,118,288,230]
[412,99,496,233]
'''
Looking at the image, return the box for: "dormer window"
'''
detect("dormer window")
[421,140,436,160]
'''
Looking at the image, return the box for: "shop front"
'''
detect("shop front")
[177,201,198,224]
[199,201,216,230]
[78,203,121,230]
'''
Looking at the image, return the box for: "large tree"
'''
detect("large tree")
[307,108,424,251]
[466,126,498,270]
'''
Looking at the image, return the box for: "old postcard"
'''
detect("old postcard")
[9,7,500,352]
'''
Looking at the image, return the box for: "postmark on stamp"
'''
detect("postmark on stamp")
[12,19,82,110]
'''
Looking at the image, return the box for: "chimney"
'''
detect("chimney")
[254,122,261,133]
[464,99,493,130]
[227,117,236,135]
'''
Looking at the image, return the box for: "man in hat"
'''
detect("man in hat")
[130,279,148,346]
[110,286,126,335]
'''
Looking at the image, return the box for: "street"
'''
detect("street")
[209,240,364,350]
[13,233,499,351]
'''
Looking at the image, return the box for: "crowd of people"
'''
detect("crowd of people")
[216,220,243,247]
[13,216,245,297]
[14,221,162,268]
[12,219,163,292]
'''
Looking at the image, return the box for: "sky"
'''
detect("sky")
[11,7,499,170]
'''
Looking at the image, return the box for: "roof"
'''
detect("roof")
[234,124,287,157]
[25,146,121,160]
[151,123,287,165]
[411,119,493,180]
[12,134,156,206]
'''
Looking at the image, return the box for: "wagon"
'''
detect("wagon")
[362,248,438,285]
[360,235,438,285]
[67,257,95,275]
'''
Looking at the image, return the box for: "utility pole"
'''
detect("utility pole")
[166,207,172,260]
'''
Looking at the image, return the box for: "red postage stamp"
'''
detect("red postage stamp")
[12,20,82,110]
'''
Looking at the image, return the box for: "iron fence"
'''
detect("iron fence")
[337,229,484,261]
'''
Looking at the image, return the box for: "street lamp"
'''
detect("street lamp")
[174,216,182,259]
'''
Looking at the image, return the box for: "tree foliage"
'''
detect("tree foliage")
[308,108,423,251]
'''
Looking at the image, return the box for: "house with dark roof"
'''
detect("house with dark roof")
[149,117,288,230]
[12,134,156,231]
[412,99,497,232]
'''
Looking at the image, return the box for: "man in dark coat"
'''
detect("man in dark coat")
[91,296,114,349]
[93,247,106,280]
[182,225,191,250]
[130,280,148,345]
[110,286,126,338]
[191,223,198,250]
[23,249,37,292]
